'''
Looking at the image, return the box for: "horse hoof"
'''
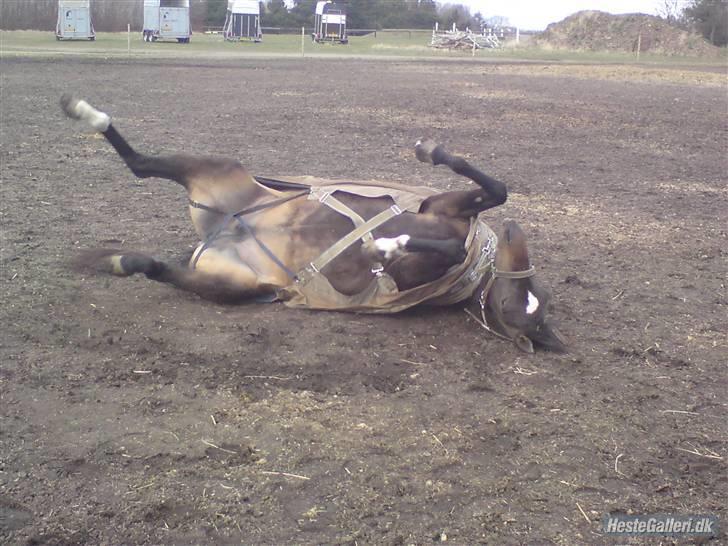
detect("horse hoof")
[415,139,439,164]
[60,94,81,119]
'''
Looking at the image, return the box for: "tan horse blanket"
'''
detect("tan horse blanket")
[260,176,497,314]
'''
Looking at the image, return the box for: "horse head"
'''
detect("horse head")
[479,220,567,353]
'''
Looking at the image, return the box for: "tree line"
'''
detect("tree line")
[204,0,483,31]
[0,0,483,33]
[0,0,208,32]
[658,0,728,46]
[1,0,725,47]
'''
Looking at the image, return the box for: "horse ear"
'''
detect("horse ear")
[514,334,535,354]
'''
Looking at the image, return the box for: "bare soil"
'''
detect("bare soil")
[1,56,726,545]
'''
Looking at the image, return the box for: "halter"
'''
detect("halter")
[466,251,537,341]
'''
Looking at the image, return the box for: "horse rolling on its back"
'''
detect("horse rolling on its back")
[61,95,566,353]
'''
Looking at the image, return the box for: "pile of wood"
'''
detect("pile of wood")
[430,30,501,50]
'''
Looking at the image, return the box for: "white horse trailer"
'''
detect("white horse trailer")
[223,0,262,42]
[313,1,347,44]
[143,0,191,43]
[56,0,95,41]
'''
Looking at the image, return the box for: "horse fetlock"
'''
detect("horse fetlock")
[107,254,129,276]
[60,94,110,132]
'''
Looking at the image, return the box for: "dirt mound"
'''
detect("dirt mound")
[537,10,721,57]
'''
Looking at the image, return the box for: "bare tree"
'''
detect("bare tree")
[656,0,687,26]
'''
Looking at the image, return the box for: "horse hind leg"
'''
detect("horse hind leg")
[60,95,195,186]
[60,95,265,239]
[75,248,268,304]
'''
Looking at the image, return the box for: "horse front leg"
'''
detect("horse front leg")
[415,140,507,218]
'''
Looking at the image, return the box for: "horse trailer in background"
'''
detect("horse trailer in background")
[56,0,95,40]
[223,0,262,42]
[313,1,347,44]
[143,0,191,43]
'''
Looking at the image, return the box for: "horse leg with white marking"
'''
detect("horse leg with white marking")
[415,139,508,218]
[61,95,274,302]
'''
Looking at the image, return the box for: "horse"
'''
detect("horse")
[60,95,566,353]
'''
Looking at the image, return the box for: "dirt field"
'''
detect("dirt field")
[1,55,726,545]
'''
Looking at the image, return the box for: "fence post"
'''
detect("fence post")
[127,23,131,58]
[301,26,305,57]
[636,32,641,60]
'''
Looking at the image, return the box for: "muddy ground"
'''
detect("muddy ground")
[1,55,726,545]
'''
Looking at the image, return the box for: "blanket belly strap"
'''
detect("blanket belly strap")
[305,202,404,275]
[303,188,424,275]
[311,189,384,273]
[311,189,369,234]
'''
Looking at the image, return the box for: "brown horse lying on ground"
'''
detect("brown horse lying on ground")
[61,95,566,353]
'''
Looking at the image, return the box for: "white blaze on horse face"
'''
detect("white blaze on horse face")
[72,99,111,132]
[374,235,410,260]
[526,291,539,314]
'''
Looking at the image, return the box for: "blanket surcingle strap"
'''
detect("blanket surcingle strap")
[268,176,498,314]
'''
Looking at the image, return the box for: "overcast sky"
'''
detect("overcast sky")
[455,0,685,30]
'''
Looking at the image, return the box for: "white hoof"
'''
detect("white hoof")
[60,95,110,132]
